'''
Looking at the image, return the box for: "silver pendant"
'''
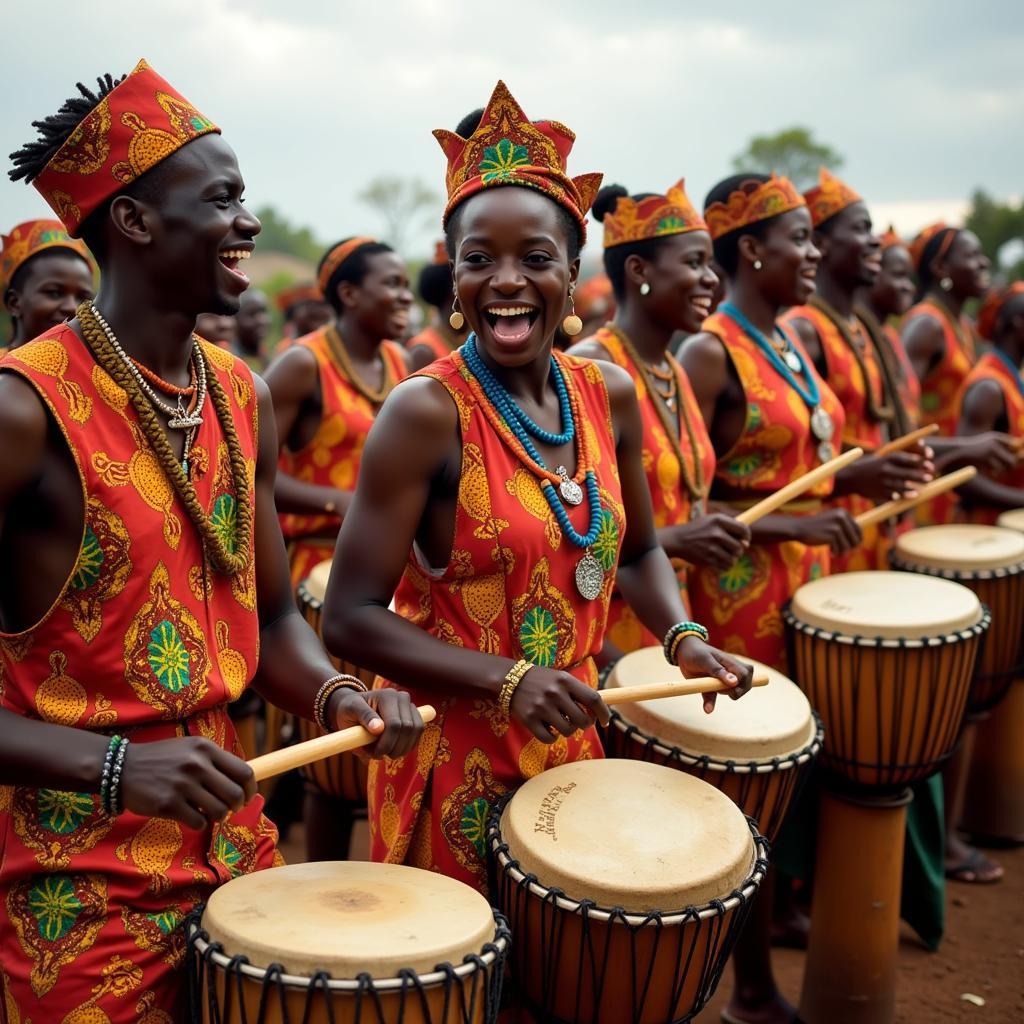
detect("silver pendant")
[575,551,604,601]
[810,405,834,443]
[817,440,834,464]
[784,349,803,373]
[557,466,583,506]
[689,498,706,521]
[168,411,203,430]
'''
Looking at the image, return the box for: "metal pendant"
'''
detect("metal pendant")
[784,349,803,373]
[575,551,604,601]
[689,497,706,521]
[557,466,583,506]
[810,405,835,443]
[817,440,834,464]
[168,411,203,430]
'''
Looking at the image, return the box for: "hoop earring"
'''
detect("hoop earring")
[940,277,953,292]
[639,282,651,296]
[753,259,763,271]
[562,295,583,337]
[449,299,465,331]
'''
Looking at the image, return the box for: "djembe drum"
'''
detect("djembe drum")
[784,571,988,1024]
[603,648,822,842]
[188,861,509,1024]
[487,759,768,1024]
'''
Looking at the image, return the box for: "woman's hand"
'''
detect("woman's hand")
[509,667,610,743]
[793,509,863,554]
[842,448,935,502]
[328,687,424,760]
[120,737,257,831]
[662,513,751,570]
[674,635,755,714]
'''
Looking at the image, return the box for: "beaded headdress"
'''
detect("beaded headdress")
[601,179,707,249]
[434,81,603,243]
[317,237,378,296]
[977,282,1024,342]
[275,283,323,314]
[704,173,805,241]
[804,167,863,228]
[32,59,219,237]
[879,225,903,251]
[1,219,94,288]
[908,222,957,273]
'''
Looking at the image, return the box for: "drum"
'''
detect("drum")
[487,759,767,1024]
[997,507,1024,533]
[603,648,822,842]
[188,861,509,1024]
[891,525,1024,712]
[783,571,988,792]
[296,560,377,801]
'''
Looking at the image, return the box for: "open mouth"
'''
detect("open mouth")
[689,295,713,318]
[483,305,540,345]
[219,247,252,283]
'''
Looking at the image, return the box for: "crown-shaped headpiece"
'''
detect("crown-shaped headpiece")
[602,179,706,249]
[804,167,862,228]
[704,173,805,241]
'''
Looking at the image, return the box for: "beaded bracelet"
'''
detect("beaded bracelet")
[662,621,710,666]
[313,674,370,732]
[105,737,130,816]
[498,659,533,717]
[99,734,122,811]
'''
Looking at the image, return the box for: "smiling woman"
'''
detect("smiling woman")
[322,80,754,892]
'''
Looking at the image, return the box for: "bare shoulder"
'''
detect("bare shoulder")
[679,330,727,367]
[369,375,459,453]
[786,315,819,347]
[565,338,613,362]
[902,310,943,348]
[262,341,318,390]
[0,371,55,496]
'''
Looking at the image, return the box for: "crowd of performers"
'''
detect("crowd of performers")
[0,60,1022,1024]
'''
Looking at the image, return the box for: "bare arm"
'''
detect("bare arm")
[956,378,1024,508]
[902,313,945,385]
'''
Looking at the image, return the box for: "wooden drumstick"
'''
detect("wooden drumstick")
[248,705,438,782]
[872,423,939,458]
[854,465,977,529]
[736,448,864,526]
[602,674,769,706]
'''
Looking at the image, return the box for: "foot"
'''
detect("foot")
[945,843,1004,884]
[722,991,798,1024]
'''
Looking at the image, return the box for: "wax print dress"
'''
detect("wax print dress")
[406,325,454,364]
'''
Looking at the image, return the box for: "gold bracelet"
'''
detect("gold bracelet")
[667,629,707,667]
[313,673,369,732]
[498,659,533,717]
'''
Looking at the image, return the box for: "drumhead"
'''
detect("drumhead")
[894,525,1024,573]
[202,861,495,977]
[997,508,1024,534]
[606,649,815,760]
[501,759,754,913]
[789,571,982,641]
[302,559,333,604]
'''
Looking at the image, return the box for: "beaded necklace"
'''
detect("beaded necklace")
[77,302,253,577]
[720,301,836,463]
[460,335,607,599]
[325,324,398,405]
[926,296,977,364]
[603,323,708,518]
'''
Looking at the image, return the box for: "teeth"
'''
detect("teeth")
[220,249,251,260]
[488,306,532,317]
[692,298,711,308]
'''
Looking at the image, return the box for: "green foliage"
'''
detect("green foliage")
[253,205,324,263]
[965,190,1024,280]
[357,176,441,254]
[731,127,844,190]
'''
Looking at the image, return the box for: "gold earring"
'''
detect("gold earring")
[562,296,583,337]
[449,300,465,331]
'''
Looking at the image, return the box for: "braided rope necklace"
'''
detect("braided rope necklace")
[325,324,398,405]
[77,301,253,577]
[854,304,914,438]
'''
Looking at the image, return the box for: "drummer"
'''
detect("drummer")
[0,62,423,1023]
[323,81,753,893]
[566,179,751,657]
[265,238,414,587]
[781,169,934,570]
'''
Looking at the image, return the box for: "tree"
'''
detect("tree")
[253,205,324,263]
[357,177,441,254]
[965,190,1024,280]
[731,128,844,190]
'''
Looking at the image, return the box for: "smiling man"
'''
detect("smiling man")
[0,60,422,1022]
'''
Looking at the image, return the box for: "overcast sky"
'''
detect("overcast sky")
[4,0,1021,263]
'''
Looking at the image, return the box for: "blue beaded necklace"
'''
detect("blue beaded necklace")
[991,348,1024,398]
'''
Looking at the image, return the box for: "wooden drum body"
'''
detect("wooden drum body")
[603,649,822,842]
[296,561,376,801]
[188,861,509,1024]
[783,571,988,793]
[487,760,768,1024]
[891,525,1024,712]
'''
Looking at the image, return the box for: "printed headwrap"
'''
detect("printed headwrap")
[804,167,863,228]
[601,179,706,249]
[432,239,449,265]
[704,173,805,241]
[275,283,324,314]
[433,81,603,243]
[1,219,94,288]
[316,237,378,296]
[977,282,1024,342]
[908,222,957,273]
[879,225,903,251]
[32,59,220,237]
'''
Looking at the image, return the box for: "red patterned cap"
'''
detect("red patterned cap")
[1,219,93,288]
[434,81,603,244]
[804,167,862,228]
[601,179,707,249]
[704,173,806,241]
[275,283,324,313]
[977,282,1024,342]
[33,59,219,237]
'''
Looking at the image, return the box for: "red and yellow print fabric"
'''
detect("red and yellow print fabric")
[591,326,716,647]
[782,304,886,571]
[368,351,625,892]
[278,326,408,587]
[957,353,1024,525]
[687,311,842,670]
[885,322,921,426]
[0,326,278,1022]
[1,219,94,288]
[406,325,453,363]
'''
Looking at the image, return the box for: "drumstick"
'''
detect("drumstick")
[854,465,978,529]
[873,423,939,458]
[603,674,769,706]
[248,705,438,783]
[736,448,864,526]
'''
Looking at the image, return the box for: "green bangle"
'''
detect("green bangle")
[99,734,123,813]
[662,621,709,665]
